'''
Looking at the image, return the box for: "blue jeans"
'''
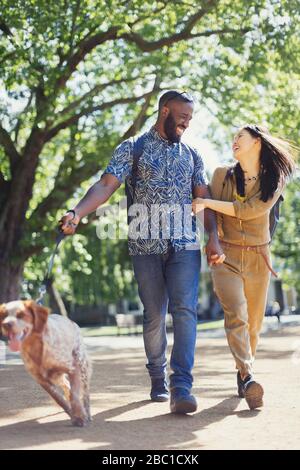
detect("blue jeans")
[132,249,201,391]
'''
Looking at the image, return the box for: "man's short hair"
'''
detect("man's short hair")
[158,90,194,112]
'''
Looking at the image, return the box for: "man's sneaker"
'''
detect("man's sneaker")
[170,388,197,414]
[150,377,169,402]
[243,375,264,410]
[237,371,245,398]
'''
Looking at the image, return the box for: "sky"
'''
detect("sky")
[182,109,232,174]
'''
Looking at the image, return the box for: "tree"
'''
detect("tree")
[272,176,300,299]
[0,0,299,301]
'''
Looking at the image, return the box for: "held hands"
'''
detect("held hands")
[205,235,226,266]
[58,210,81,236]
[192,198,225,266]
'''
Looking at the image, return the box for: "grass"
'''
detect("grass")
[82,318,224,337]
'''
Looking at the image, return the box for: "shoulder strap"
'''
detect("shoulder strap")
[187,145,198,166]
[131,134,146,200]
[269,194,284,240]
[223,167,234,186]
[125,134,146,212]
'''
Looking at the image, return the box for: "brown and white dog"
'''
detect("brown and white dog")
[0,300,91,426]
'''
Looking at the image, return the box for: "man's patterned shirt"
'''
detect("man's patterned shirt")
[103,127,208,255]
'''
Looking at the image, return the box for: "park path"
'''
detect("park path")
[0,321,300,450]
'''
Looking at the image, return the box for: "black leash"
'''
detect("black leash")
[36,231,65,305]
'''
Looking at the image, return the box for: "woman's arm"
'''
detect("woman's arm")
[193,182,284,220]
[193,198,235,217]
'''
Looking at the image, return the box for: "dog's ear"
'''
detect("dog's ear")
[0,304,7,335]
[24,301,49,334]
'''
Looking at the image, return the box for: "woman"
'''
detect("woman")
[192,124,295,410]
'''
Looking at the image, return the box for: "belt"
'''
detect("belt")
[220,241,278,278]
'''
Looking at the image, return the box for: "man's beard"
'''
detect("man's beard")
[164,113,181,143]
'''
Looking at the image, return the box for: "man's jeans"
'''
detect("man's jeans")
[132,249,201,391]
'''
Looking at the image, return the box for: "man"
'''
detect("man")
[59,90,225,414]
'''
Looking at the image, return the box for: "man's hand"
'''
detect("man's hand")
[58,211,81,236]
[205,234,226,267]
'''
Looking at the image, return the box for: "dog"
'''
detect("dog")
[0,300,91,426]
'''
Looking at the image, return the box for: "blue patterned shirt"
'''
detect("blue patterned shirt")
[103,127,208,255]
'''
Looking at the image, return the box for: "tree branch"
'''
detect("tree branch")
[127,3,168,28]
[29,71,160,234]
[57,76,138,117]
[29,125,79,218]
[122,75,161,140]
[24,157,104,252]
[25,84,159,247]
[13,91,34,144]
[53,1,219,91]
[55,26,120,91]
[69,0,81,50]
[120,0,220,51]
[0,125,21,171]
[50,0,252,104]
[121,26,251,52]
[45,90,159,143]
[189,26,252,38]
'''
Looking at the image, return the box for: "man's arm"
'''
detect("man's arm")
[74,174,120,218]
[59,174,120,235]
[193,184,219,235]
[193,184,225,265]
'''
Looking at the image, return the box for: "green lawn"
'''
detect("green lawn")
[82,318,224,337]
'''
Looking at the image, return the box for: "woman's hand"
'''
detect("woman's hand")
[192,197,206,215]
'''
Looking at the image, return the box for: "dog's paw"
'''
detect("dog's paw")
[71,416,88,427]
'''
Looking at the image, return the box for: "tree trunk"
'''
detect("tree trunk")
[0,260,24,302]
[0,136,45,303]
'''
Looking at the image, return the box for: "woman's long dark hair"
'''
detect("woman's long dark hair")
[233,125,296,202]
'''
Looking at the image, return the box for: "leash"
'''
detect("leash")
[36,231,66,305]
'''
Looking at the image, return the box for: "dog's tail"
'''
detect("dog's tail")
[74,325,92,380]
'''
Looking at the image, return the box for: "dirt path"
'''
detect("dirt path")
[1,324,300,450]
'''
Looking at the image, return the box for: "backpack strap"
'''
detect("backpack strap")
[269,194,284,240]
[187,145,203,172]
[188,145,197,164]
[131,134,146,202]
[216,167,233,199]
[125,134,146,222]
[223,167,234,186]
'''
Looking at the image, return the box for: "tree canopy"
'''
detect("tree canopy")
[0,0,299,303]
